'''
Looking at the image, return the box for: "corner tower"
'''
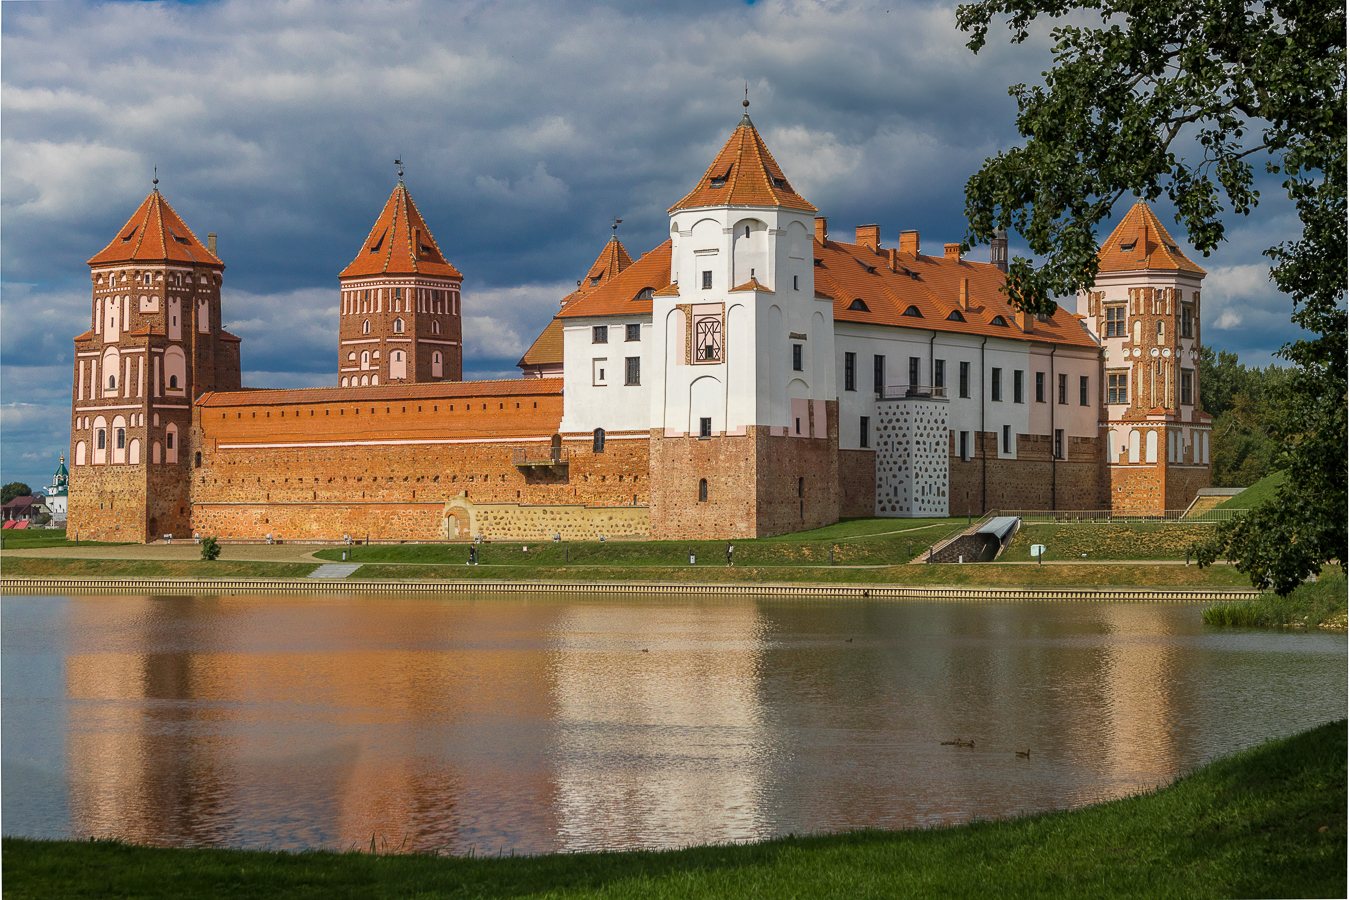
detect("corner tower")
[338,177,463,387]
[1081,202,1210,512]
[69,185,238,541]
[647,105,838,538]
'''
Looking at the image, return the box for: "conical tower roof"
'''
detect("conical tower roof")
[669,113,817,214]
[1097,202,1206,275]
[585,235,633,284]
[340,181,462,280]
[88,189,223,268]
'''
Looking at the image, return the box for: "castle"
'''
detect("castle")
[67,110,1211,543]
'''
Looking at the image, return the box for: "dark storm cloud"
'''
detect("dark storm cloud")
[0,0,1311,489]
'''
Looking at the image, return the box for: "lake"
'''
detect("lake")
[2,593,1345,855]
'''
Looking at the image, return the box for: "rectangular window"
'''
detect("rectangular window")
[1080,375,1090,406]
[1013,370,1024,403]
[1181,369,1194,405]
[592,325,608,343]
[625,323,641,342]
[909,357,920,389]
[1054,428,1064,459]
[959,361,970,398]
[1108,371,1128,404]
[873,355,885,392]
[792,344,803,371]
[844,352,856,391]
[1180,304,1194,338]
[700,417,712,438]
[960,431,970,461]
[1035,371,1045,403]
[97,429,106,450]
[794,275,799,290]
[934,359,945,390]
[116,428,126,449]
[625,356,640,386]
[1058,373,1068,404]
[592,359,607,386]
[702,270,713,289]
[1105,306,1126,337]
[1002,424,1012,454]
[991,367,1002,402]
[859,416,870,448]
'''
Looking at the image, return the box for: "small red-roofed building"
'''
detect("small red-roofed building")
[338,177,463,388]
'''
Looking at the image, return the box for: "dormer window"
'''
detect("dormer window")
[419,243,434,255]
[902,305,923,318]
[590,277,600,286]
[709,166,732,188]
[369,228,387,253]
[121,227,137,243]
[772,176,790,190]
[990,315,1008,326]
[633,288,654,302]
[848,299,869,312]
[169,228,190,245]
[1120,240,1137,251]
[947,310,966,322]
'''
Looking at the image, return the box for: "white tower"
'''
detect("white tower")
[648,105,839,538]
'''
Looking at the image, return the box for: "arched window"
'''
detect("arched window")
[849,299,869,312]
[371,375,379,385]
[431,351,443,378]
[593,428,606,453]
[165,423,178,464]
[902,305,922,317]
[432,320,441,335]
[361,350,371,369]
[75,441,87,466]
[129,439,141,465]
[698,478,708,502]
[362,319,371,334]
[946,310,966,322]
[393,317,404,333]
[550,433,563,462]
[990,315,1008,327]
[341,377,349,387]
[1145,429,1159,463]
[1128,429,1141,463]
[348,351,357,361]
[108,374,117,390]
[360,375,369,386]
[165,346,186,394]
[1156,321,1165,342]
[169,374,179,389]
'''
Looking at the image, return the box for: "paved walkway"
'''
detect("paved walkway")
[1,543,329,563]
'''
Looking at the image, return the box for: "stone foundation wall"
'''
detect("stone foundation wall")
[67,466,149,542]
[838,449,875,517]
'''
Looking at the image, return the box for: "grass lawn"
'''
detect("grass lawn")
[4,719,1343,899]
[1204,570,1348,629]
[0,558,318,580]
[1215,470,1287,510]
[1003,523,1222,562]
[0,528,127,551]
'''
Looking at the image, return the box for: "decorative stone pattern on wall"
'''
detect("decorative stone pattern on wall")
[872,399,948,517]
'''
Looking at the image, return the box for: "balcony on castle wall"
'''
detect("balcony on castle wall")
[878,384,948,401]
[512,447,569,470]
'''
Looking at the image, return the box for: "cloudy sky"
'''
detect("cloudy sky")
[1,0,1310,491]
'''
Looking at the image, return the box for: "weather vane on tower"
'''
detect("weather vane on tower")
[395,158,404,182]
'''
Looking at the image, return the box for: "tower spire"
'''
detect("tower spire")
[740,84,752,126]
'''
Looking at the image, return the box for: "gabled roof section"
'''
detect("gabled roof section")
[517,317,564,369]
[1097,202,1206,276]
[669,114,817,214]
[340,182,463,280]
[559,241,673,319]
[820,239,1099,349]
[88,190,224,268]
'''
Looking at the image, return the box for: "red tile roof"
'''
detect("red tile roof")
[339,182,462,280]
[669,115,817,214]
[1096,202,1206,275]
[88,190,224,268]
[558,241,673,319]
[821,240,1099,348]
[517,317,564,368]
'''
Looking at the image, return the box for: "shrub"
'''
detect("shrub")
[200,536,221,561]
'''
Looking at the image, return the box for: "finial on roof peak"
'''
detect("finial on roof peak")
[395,158,404,182]
[740,84,753,126]
[152,166,159,191]
[611,218,622,239]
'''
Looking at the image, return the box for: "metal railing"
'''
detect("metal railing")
[511,447,569,467]
[878,384,948,401]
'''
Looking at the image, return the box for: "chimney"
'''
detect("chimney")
[1136,222,1149,255]
[898,229,919,256]
[207,233,217,255]
[958,278,969,310]
[1016,311,1035,333]
[815,217,828,244]
[888,248,899,272]
[944,243,962,262]
[990,229,1008,273]
[856,224,880,251]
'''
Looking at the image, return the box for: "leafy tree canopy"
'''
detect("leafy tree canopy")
[1,482,32,505]
[958,0,1346,593]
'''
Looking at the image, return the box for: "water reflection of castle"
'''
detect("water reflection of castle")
[62,597,1189,850]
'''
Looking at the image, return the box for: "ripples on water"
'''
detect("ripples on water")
[2,594,1344,854]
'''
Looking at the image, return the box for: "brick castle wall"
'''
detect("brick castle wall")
[838,449,876,517]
